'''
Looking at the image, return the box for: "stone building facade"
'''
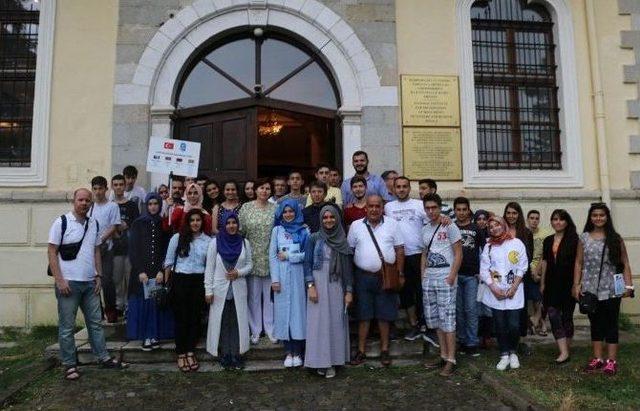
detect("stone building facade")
[1,0,639,326]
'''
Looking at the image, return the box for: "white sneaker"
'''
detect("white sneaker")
[292,355,303,367]
[324,367,336,379]
[268,334,278,344]
[284,354,294,368]
[496,355,510,371]
[250,335,260,345]
[509,353,520,369]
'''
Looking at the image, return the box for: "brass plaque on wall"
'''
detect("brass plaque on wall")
[403,127,462,181]
[401,75,460,127]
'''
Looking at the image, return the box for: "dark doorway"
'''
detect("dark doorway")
[173,30,341,182]
[176,102,337,182]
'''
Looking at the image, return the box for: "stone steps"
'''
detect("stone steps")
[44,323,428,366]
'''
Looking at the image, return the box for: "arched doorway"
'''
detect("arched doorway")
[173,30,341,182]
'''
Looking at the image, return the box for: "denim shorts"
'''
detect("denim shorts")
[355,269,399,322]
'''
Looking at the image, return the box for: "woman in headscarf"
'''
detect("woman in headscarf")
[127,193,174,350]
[204,211,253,370]
[163,182,213,235]
[269,198,310,368]
[479,216,529,371]
[303,205,353,378]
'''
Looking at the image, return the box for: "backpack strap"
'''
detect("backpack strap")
[59,215,67,245]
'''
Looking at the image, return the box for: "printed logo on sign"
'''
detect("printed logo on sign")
[176,158,183,163]
[153,155,160,160]
[164,156,172,161]
[164,142,174,150]
[179,142,187,152]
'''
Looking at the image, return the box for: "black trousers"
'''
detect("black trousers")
[101,246,116,310]
[588,298,621,344]
[399,254,424,325]
[172,273,205,354]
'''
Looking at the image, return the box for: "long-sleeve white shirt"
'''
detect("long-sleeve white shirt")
[479,238,529,310]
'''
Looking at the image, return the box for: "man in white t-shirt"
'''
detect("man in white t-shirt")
[48,188,127,380]
[384,176,428,341]
[422,193,462,377]
[90,176,121,323]
[348,195,405,367]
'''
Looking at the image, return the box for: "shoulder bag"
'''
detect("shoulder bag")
[47,215,90,276]
[365,222,401,293]
[578,241,606,315]
[152,248,177,310]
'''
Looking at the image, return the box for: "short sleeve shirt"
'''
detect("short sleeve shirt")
[422,221,462,279]
[48,213,101,281]
[90,201,121,249]
[384,199,427,256]
[347,217,403,273]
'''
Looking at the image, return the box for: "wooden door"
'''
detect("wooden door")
[176,108,257,181]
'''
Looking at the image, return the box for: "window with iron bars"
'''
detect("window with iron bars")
[471,0,561,170]
[0,0,39,167]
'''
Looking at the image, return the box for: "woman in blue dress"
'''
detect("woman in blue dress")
[127,192,174,350]
[269,199,309,368]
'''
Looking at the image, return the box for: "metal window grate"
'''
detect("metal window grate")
[471,0,561,170]
[0,0,39,167]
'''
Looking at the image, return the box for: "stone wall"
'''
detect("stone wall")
[111,0,399,183]
[619,0,640,188]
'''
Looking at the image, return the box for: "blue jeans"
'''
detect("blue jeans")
[56,280,109,366]
[492,309,521,355]
[456,275,479,347]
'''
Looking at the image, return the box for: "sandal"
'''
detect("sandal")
[177,354,190,372]
[186,353,200,371]
[99,357,129,369]
[64,366,80,381]
[538,329,548,337]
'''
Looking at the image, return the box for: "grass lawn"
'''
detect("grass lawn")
[0,326,58,400]
[467,336,640,410]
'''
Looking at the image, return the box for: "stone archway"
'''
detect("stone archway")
[114,0,398,186]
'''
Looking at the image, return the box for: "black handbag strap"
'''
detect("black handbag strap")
[365,220,385,267]
[595,239,607,294]
[425,223,442,255]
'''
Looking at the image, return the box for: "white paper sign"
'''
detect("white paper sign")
[146,137,201,177]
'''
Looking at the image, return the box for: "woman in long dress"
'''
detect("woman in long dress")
[303,205,353,378]
[127,193,174,349]
[269,198,309,368]
[204,211,253,370]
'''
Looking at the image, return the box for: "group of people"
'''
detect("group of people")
[48,151,635,381]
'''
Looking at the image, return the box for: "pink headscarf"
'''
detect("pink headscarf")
[487,216,514,246]
[183,183,204,213]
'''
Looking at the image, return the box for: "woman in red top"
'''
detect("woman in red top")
[163,183,213,235]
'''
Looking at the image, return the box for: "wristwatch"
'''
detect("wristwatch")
[306,282,315,289]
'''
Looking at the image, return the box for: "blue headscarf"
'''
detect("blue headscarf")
[276,198,308,246]
[216,210,243,265]
[140,192,162,223]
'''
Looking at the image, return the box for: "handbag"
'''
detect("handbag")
[47,215,91,276]
[579,242,606,315]
[365,221,401,292]
[154,251,177,310]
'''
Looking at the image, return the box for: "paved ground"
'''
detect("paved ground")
[9,363,511,410]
